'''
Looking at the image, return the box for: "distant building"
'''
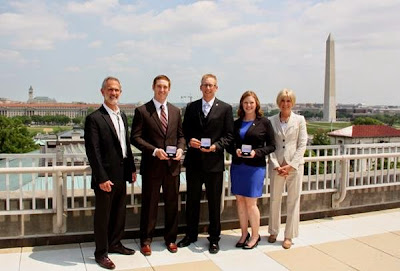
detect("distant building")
[35,128,86,166]
[0,86,136,118]
[328,125,400,144]
[27,86,57,104]
[0,102,136,118]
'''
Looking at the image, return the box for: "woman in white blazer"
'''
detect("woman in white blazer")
[267,89,307,249]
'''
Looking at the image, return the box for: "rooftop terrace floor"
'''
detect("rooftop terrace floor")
[2,208,400,271]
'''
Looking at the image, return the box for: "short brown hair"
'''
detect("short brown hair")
[153,75,171,88]
[201,74,217,85]
[237,90,263,118]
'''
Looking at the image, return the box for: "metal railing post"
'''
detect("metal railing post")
[332,158,348,208]
[53,170,66,233]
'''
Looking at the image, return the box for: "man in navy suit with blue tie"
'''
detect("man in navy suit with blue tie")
[177,74,234,254]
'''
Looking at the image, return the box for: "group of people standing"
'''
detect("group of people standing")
[84,74,307,270]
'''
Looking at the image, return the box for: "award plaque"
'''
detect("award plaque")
[200,138,211,149]
[241,144,252,157]
[166,146,177,158]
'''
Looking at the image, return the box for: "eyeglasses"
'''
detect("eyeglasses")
[201,83,216,88]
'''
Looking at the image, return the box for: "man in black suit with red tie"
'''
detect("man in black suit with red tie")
[85,76,137,270]
[177,74,234,254]
[131,75,185,256]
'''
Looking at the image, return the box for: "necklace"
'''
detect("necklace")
[279,113,290,123]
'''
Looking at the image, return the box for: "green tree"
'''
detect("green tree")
[12,116,32,125]
[72,116,84,126]
[266,109,280,117]
[31,115,43,124]
[352,117,384,125]
[126,115,133,129]
[87,107,95,115]
[304,129,333,175]
[299,110,323,119]
[54,115,70,125]
[0,116,38,153]
[312,129,331,146]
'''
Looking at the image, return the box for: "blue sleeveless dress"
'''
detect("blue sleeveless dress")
[230,121,266,198]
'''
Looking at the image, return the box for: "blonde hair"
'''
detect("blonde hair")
[201,74,217,85]
[276,88,296,106]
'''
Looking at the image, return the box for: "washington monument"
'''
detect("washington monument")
[323,33,336,122]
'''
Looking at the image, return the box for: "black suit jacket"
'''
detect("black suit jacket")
[84,105,136,189]
[183,98,234,172]
[228,116,276,167]
[130,101,185,177]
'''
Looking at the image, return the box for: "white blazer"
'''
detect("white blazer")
[268,112,308,171]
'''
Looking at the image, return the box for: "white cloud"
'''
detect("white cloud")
[0,0,399,105]
[88,40,103,48]
[96,53,139,73]
[0,1,84,50]
[117,40,192,62]
[0,48,27,63]
[66,0,119,14]
[192,23,278,47]
[104,1,232,35]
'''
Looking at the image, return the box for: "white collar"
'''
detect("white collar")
[202,97,215,107]
[153,98,167,109]
[103,103,120,115]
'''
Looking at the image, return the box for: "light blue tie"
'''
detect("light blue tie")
[203,103,210,117]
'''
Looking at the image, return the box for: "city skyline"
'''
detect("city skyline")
[0,0,399,105]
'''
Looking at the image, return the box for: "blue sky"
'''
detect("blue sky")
[0,0,399,105]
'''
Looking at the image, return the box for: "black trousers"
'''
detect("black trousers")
[140,172,179,245]
[93,180,127,259]
[185,169,223,242]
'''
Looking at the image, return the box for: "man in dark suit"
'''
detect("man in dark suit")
[131,75,185,256]
[85,76,137,270]
[177,74,234,254]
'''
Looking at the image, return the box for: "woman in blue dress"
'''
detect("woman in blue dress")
[229,91,275,249]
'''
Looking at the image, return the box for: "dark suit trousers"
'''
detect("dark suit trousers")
[140,172,179,245]
[185,169,223,242]
[94,180,127,258]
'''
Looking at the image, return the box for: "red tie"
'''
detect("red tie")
[160,105,168,134]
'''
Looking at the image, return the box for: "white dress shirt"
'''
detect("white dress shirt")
[153,98,168,120]
[103,103,127,158]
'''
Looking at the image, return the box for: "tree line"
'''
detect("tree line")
[12,115,85,126]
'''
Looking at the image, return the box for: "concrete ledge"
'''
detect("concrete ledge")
[1,186,399,248]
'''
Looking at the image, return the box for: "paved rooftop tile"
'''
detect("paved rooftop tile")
[2,208,400,271]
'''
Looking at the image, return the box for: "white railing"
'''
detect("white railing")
[1,143,400,233]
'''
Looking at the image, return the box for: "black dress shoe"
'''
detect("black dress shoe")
[95,256,116,270]
[235,232,250,248]
[108,245,135,255]
[243,235,261,250]
[209,241,220,254]
[177,236,196,247]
